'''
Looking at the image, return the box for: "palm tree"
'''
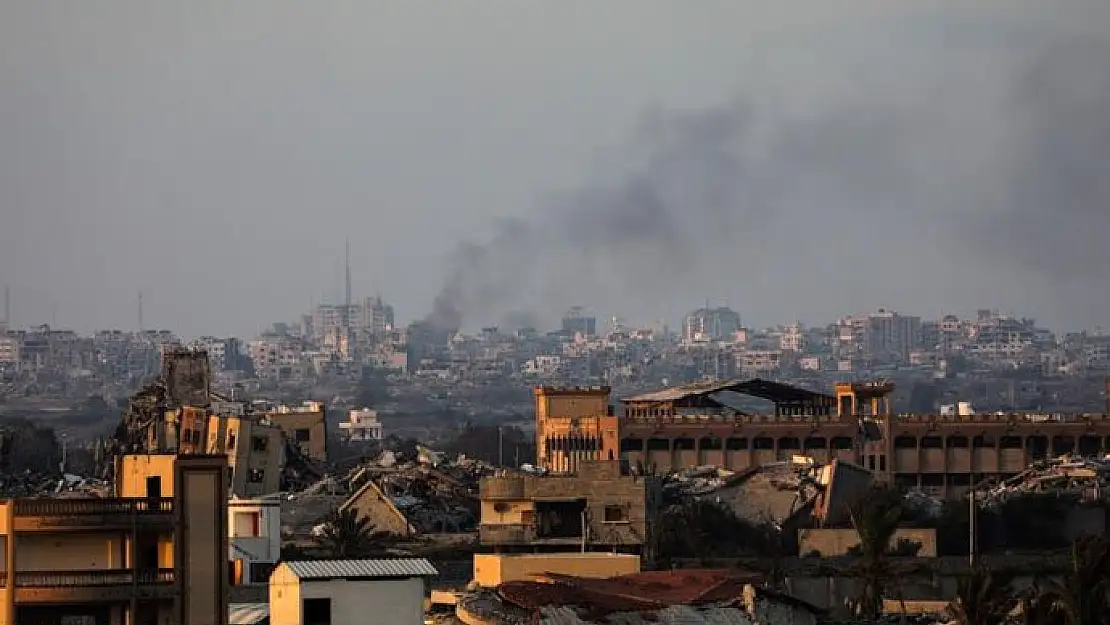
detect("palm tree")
[946,566,1017,625]
[846,485,905,619]
[313,508,389,559]
[1036,535,1110,625]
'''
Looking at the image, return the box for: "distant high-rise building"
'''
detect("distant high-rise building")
[682,307,741,343]
[561,306,597,337]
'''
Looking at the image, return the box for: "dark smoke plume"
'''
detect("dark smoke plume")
[425,33,1110,332]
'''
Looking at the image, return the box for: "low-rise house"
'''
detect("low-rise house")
[269,559,438,625]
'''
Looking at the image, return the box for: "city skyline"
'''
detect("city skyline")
[2,2,1109,337]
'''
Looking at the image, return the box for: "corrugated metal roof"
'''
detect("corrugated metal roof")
[285,558,438,580]
[229,602,269,625]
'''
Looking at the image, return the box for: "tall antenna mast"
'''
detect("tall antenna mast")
[138,290,144,332]
[3,286,9,327]
[344,239,352,311]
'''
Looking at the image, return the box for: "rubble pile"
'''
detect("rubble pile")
[973,454,1110,508]
[282,447,497,539]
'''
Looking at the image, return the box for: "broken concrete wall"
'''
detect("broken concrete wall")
[162,347,211,407]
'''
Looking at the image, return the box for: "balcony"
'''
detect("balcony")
[479,523,535,545]
[12,568,177,604]
[12,498,174,532]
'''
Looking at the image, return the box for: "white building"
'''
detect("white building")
[229,495,283,585]
[339,408,383,442]
[269,559,438,625]
[0,335,18,364]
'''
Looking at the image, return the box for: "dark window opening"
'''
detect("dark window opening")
[946,436,969,448]
[248,469,265,484]
[894,474,918,489]
[249,562,276,584]
[921,474,944,487]
[973,435,996,448]
[535,500,587,539]
[894,435,917,449]
[1079,435,1101,456]
[1000,436,1022,449]
[304,597,332,625]
[252,437,268,452]
[295,428,311,442]
[673,437,695,451]
[949,473,971,486]
[753,437,774,450]
[646,438,669,451]
[145,476,162,499]
[1052,436,1075,456]
[921,436,943,449]
[228,432,237,449]
[831,437,853,450]
[879,455,887,472]
[699,437,722,450]
[620,438,644,453]
[1027,436,1048,459]
[725,437,748,450]
[139,543,158,570]
[804,437,827,450]
[778,437,801,451]
[604,505,626,523]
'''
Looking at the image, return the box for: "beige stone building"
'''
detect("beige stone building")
[0,453,228,625]
[479,460,660,554]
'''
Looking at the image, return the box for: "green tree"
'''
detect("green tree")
[653,500,779,566]
[946,566,1017,625]
[1037,535,1110,625]
[313,508,389,559]
[846,485,906,619]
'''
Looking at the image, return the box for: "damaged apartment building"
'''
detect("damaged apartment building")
[114,348,324,497]
[471,387,662,588]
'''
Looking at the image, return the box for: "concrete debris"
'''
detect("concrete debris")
[281,446,497,540]
[972,454,1110,508]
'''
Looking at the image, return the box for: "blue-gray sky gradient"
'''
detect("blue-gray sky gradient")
[2,2,1108,337]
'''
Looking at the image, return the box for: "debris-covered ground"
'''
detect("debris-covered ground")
[281,448,498,540]
[972,454,1110,508]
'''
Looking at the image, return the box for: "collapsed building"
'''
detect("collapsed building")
[111,348,323,497]
[537,379,1110,499]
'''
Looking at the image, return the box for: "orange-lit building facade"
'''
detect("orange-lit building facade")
[538,379,1110,499]
[534,386,619,473]
[0,454,228,625]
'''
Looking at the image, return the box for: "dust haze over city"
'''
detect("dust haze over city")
[1,1,1109,337]
[8,4,1110,618]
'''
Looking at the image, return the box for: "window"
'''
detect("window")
[248,469,265,484]
[295,428,311,442]
[249,562,276,584]
[228,432,237,450]
[304,598,332,625]
[604,505,626,523]
[234,512,261,537]
[252,437,268,452]
[146,476,162,498]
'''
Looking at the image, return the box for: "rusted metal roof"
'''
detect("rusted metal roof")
[498,569,760,616]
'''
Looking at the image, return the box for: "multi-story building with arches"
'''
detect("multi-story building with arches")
[535,378,1110,499]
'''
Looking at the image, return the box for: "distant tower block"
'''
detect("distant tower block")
[835,381,895,418]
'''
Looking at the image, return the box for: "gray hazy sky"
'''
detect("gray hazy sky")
[2,2,1109,338]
